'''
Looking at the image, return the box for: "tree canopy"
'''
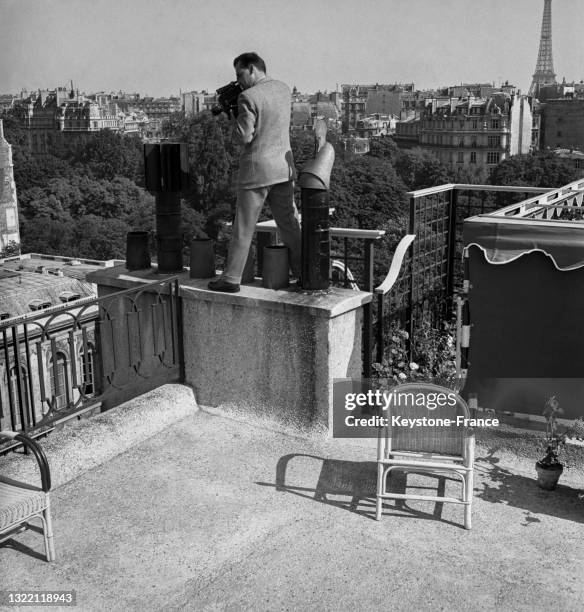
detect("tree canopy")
[488,151,581,188]
[5,106,579,267]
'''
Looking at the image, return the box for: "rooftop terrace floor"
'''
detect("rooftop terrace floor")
[1,385,583,611]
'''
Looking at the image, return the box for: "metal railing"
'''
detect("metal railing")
[473,177,584,220]
[373,234,416,365]
[408,183,552,321]
[0,276,183,442]
[254,221,385,291]
[367,183,557,377]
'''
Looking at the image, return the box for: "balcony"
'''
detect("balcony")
[2,179,580,440]
[3,181,584,608]
[2,359,583,610]
[419,139,508,151]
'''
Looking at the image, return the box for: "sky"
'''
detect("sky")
[1,0,583,98]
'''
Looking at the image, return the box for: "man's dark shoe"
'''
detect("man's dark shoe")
[208,278,240,293]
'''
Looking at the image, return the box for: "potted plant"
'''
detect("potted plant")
[536,396,584,490]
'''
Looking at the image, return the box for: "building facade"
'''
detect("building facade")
[414,93,532,170]
[393,116,421,149]
[0,120,20,254]
[0,253,116,431]
[540,98,584,151]
[341,83,417,134]
[181,91,217,116]
[291,94,341,132]
[12,87,153,152]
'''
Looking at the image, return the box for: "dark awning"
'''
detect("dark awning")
[463,215,584,271]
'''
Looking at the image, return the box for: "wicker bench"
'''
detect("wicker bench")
[0,431,55,562]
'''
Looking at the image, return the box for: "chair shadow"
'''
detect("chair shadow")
[0,523,47,562]
[475,450,584,525]
[256,453,465,528]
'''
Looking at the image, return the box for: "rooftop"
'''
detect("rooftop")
[3,384,583,610]
[0,253,117,319]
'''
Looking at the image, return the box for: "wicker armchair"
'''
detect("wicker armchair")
[0,431,55,561]
[376,383,475,529]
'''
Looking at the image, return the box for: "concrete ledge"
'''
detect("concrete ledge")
[86,264,177,289]
[87,263,370,435]
[180,277,371,318]
[87,264,372,318]
[1,384,198,490]
[182,283,366,433]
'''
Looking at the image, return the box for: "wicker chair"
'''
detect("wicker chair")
[0,431,55,561]
[376,383,475,529]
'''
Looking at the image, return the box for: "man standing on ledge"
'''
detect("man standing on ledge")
[208,52,301,293]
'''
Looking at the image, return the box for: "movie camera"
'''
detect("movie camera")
[211,81,243,118]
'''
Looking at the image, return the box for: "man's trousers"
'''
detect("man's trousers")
[221,181,301,284]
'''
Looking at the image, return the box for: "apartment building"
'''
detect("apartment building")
[416,93,533,170]
[540,98,584,151]
[341,83,417,134]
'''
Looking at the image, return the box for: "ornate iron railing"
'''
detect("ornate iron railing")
[0,277,183,442]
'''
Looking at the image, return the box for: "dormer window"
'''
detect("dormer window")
[59,292,81,303]
[29,299,52,312]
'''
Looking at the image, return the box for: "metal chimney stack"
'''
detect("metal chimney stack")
[144,143,189,273]
[298,120,335,290]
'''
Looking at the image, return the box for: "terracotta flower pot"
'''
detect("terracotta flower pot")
[535,461,563,490]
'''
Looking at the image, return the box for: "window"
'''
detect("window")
[488,136,500,148]
[80,344,95,396]
[470,152,477,164]
[472,120,478,130]
[557,130,562,137]
[491,119,500,129]
[487,151,500,165]
[458,138,464,147]
[29,299,52,311]
[459,121,465,130]
[457,152,464,163]
[49,352,69,409]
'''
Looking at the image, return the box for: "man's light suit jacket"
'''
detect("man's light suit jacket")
[235,77,296,190]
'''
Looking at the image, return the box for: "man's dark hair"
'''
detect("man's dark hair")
[233,52,266,73]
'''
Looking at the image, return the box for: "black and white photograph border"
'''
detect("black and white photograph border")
[1,1,584,610]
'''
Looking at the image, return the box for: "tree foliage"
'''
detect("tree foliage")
[7,101,581,270]
[1,112,154,259]
[63,130,144,184]
[368,136,399,162]
[488,151,582,209]
[394,148,454,191]
[488,151,581,188]
[161,111,239,239]
[290,130,318,171]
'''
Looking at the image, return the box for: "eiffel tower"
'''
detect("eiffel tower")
[529,0,557,97]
